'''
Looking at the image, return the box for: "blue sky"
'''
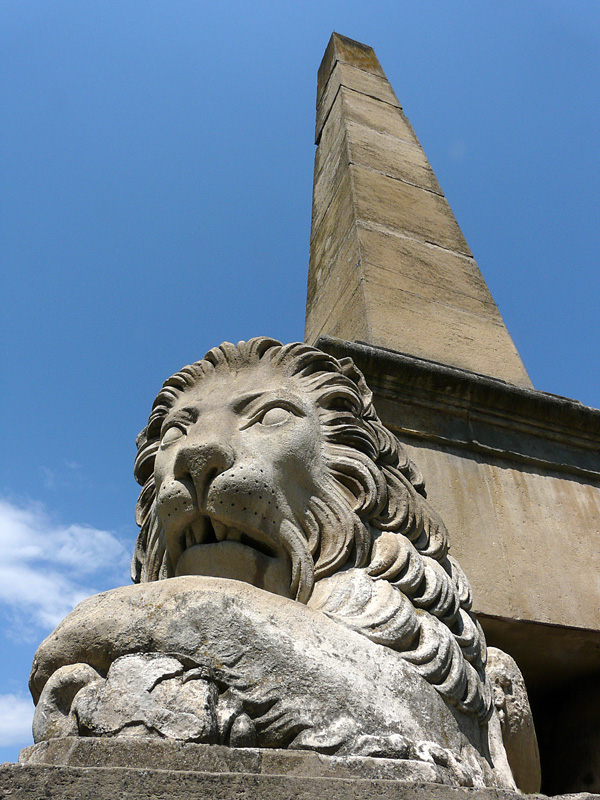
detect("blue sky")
[1,1,598,763]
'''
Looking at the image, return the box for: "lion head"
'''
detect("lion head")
[133,337,491,722]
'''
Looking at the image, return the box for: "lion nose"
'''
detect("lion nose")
[174,440,234,502]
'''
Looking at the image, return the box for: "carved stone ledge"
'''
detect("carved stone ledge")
[20,737,451,784]
[316,336,600,476]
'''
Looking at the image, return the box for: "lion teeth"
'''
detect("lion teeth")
[180,518,245,549]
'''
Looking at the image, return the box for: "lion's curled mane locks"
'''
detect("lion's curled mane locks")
[132,337,491,722]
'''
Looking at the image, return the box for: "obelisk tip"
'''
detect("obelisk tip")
[317,33,385,104]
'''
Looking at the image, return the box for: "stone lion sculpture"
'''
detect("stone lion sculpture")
[25,338,540,791]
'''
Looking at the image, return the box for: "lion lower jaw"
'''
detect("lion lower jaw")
[174,540,294,599]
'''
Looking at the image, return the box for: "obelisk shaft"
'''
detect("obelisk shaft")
[306,33,532,388]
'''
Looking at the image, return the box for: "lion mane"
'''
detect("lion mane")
[132,337,492,722]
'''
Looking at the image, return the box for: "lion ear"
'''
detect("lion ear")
[338,357,373,409]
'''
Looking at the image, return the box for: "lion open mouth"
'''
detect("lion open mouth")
[178,515,278,560]
[173,514,292,598]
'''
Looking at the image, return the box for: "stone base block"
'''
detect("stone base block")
[19,737,450,783]
[4,739,598,799]
[2,761,600,800]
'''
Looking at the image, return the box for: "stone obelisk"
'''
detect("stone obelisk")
[307,33,531,388]
[308,33,600,794]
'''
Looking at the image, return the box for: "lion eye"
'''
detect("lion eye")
[259,406,291,426]
[161,426,185,447]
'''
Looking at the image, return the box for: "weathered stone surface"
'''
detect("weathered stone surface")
[346,114,443,192]
[306,32,532,388]
[317,32,387,102]
[333,87,415,145]
[355,165,472,255]
[72,654,218,742]
[357,223,501,316]
[2,763,600,800]
[316,63,401,141]
[20,738,450,782]
[487,648,541,794]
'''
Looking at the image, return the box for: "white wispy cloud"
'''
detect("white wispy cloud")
[0,498,130,634]
[40,460,87,491]
[0,694,34,747]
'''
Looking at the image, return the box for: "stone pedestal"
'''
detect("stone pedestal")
[5,739,598,800]
[17,737,471,783]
